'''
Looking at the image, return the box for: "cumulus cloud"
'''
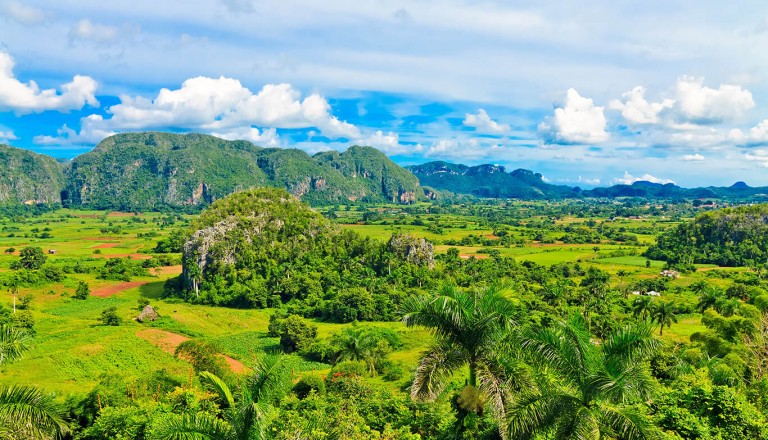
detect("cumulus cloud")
[614,77,754,127]
[745,149,768,167]
[0,0,46,25]
[33,114,115,146]
[463,109,510,134]
[210,127,279,146]
[730,119,768,146]
[682,153,705,161]
[609,86,674,124]
[674,76,754,124]
[539,88,608,144]
[0,129,17,143]
[0,51,99,114]
[612,171,675,185]
[37,76,358,145]
[355,130,418,155]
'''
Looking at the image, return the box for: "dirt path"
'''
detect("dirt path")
[91,281,149,297]
[136,329,245,373]
[93,243,120,249]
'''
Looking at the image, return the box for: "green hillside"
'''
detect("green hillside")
[63,132,422,210]
[0,144,65,205]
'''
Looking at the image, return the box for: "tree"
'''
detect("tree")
[401,283,518,437]
[14,246,47,270]
[74,281,90,300]
[506,315,661,439]
[697,287,724,313]
[332,326,399,376]
[0,326,68,439]
[99,307,121,326]
[277,314,317,353]
[152,354,290,440]
[651,301,678,336]
[632,295,654,321]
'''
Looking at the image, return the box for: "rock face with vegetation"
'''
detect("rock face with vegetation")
[63,132,422,210]
[407,161,578,199]
[173,187,433,321]
[0,144,65,205]
[647,203,768,267]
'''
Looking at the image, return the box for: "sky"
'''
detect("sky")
[2,1,768,187]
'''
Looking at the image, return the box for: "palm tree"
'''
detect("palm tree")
[401,283,518,436]
[506,314,661,440]
[152,354,290,440]
[696,287,723,313]
[632,295,654,321]
[332,327,392,376]
[0,326,69,439]
[651,301,678,336]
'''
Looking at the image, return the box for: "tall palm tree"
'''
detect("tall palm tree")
[651,301,678,336]
[401,283,519,435]
[696,287,723,313]
[506,314,661,440]
[0,326,69,439]
[632,295,654,321]
[152,354,290,440]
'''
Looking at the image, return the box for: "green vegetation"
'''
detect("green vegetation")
[1,193,768,439]
[0,144,64,206]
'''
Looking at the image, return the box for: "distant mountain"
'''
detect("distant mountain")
[63,132,421,210]
[581,180,768,200]
[0,144,65,205]
[407,161,579,199]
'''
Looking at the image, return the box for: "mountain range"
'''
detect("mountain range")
[1,132,767,209]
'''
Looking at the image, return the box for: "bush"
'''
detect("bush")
[331,361,368,377]
[74,281,90,300]
[294,375,326,399]
[275,314,317,353]
[99,306,122,326]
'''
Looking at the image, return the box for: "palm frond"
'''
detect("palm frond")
[0,384,69,440]
[599,405,661,440]
[554,406,600,440]
[151,413,234,440]
[505,391,579,440]
[199,371,235,409]
[602,324,661,364]
[0,326,31,366]
[410,341,466,401]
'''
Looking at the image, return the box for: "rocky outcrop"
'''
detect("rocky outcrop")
[388,233,435,269]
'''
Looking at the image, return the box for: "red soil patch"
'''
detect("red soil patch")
[136,329,189,353]
[92,253,152,260]
[136,329,245,373]
[460,254,489,259]
[91,281,149,297]
[108,212,137,217]
[93,243,119,249]
[151,265,183,276]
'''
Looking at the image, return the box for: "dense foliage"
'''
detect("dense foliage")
[647,204,768,267]
[0,144,64,206]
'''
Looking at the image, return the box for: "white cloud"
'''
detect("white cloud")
[210,127,279,146]
[37,76,358,145]
[578,176,601,185]
[730,119,768,146]
[463,109,510,134]
[355,130,416,155]
[424,138,505,161]
[33,114,115,146]
[612,171,675,185]
[102,78,358,139]
[673,76,754,124]
[609,86,674,124]
[0,129,18,143]
[682,153,705,161]
[0,0,46,25]
[539,88,608,144]
[0,51,98,114]
[745,149,768,167]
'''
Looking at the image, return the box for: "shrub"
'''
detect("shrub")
[74,281,90,300]
[99,306,121,326]
[294,375,326,399]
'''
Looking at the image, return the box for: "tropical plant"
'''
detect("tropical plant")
[697,287,723,313]
[152,354,291,440]
[331,326,399,376]
[401,283,519,436]
[651,301,678,336]
[506,314,661,440]
[632,295,654,321]
[0,326,68,439]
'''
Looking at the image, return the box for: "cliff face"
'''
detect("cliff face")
[61,133,423,210]
[0,144,65,205]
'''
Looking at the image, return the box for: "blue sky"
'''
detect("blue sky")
[2,1,768,187]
